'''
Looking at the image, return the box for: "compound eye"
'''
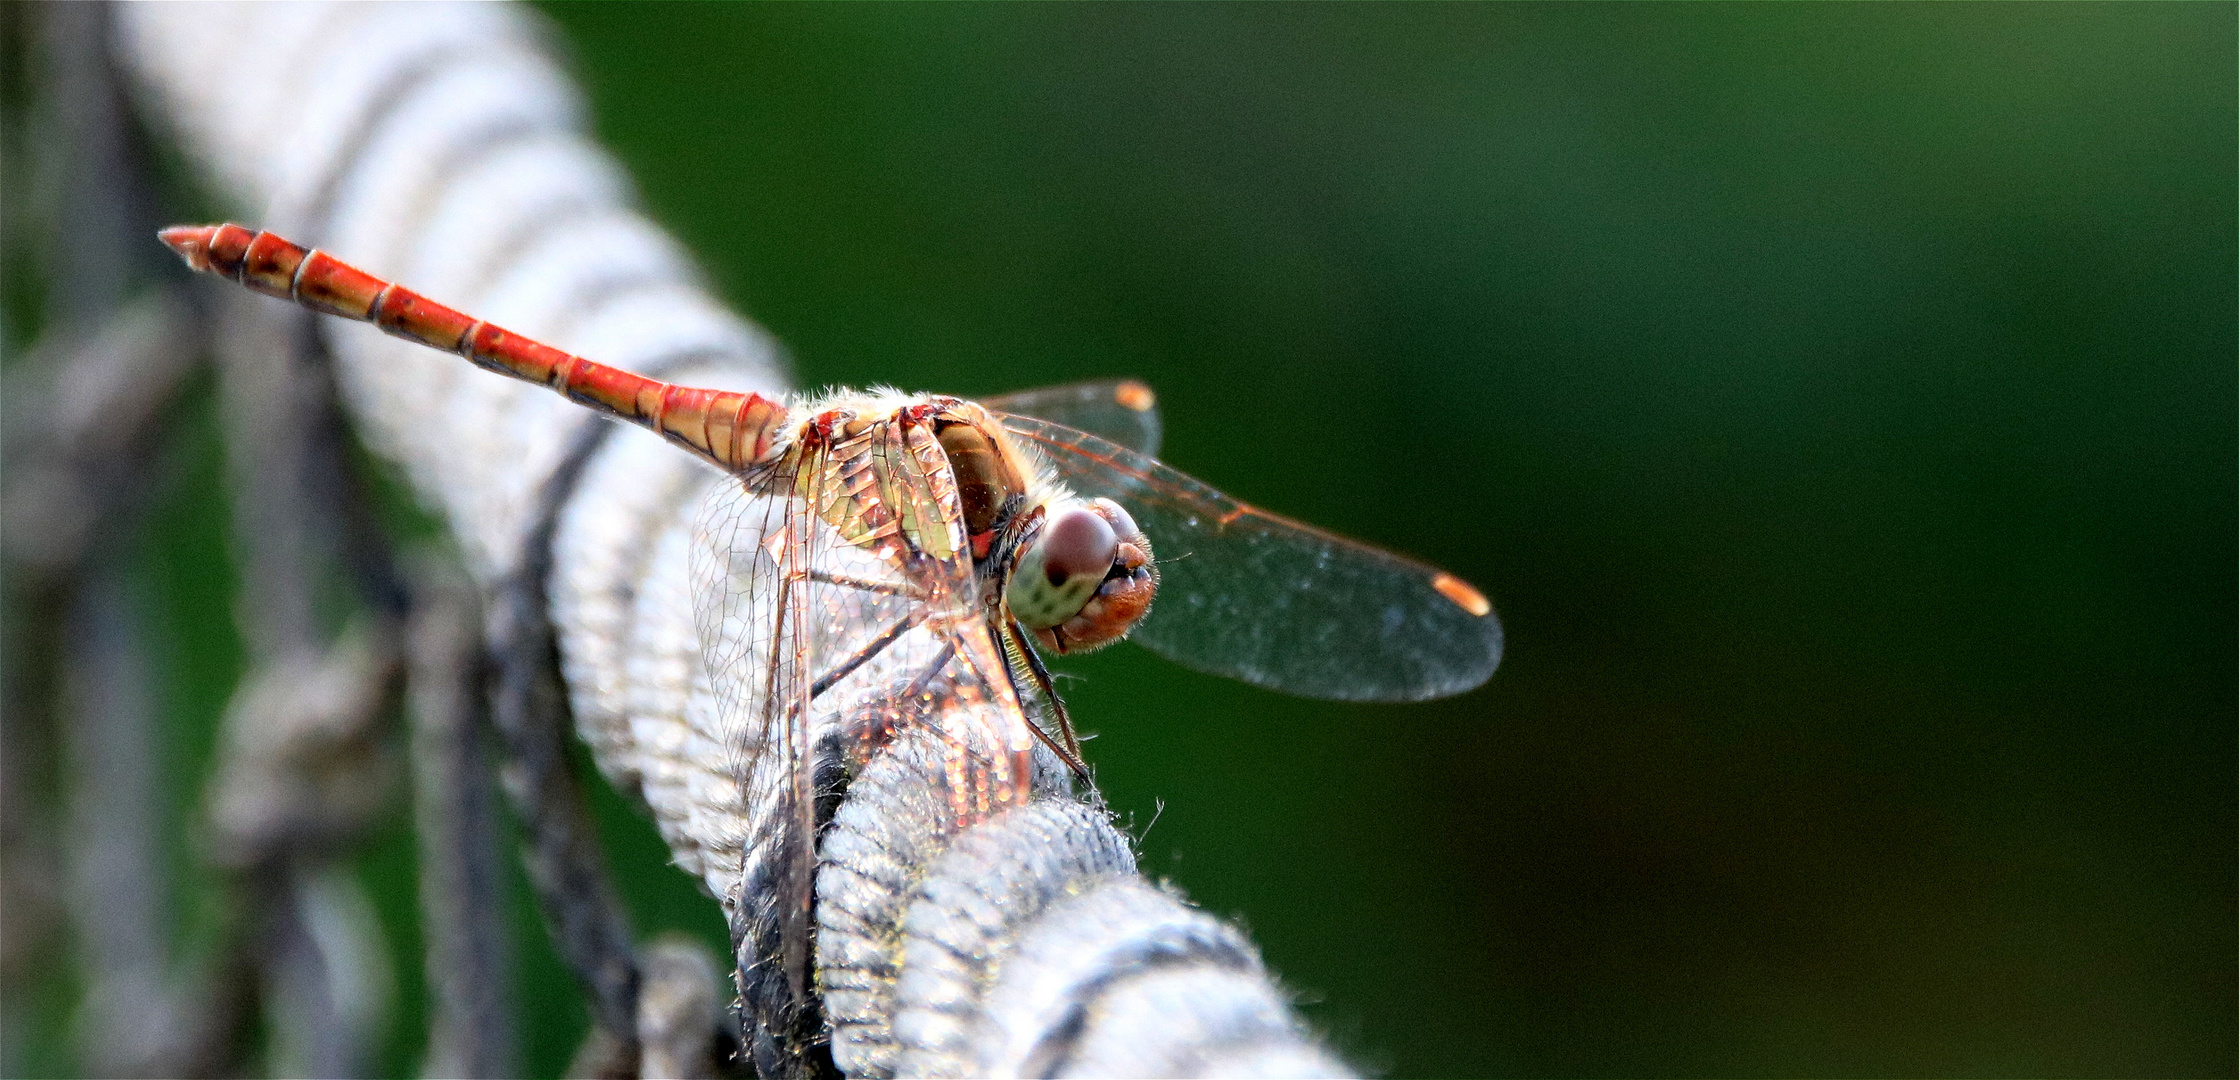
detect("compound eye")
[1092,498,1139,543]
[1040,507,1117,587]
[1007,506,1118,629]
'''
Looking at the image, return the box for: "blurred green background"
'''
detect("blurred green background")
[10,3,2236,1078]
[535,4,2234,1075]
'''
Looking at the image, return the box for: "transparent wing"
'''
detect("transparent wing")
[692,444,826,1008]
[999,414,1503,702]
[692,412,1041,1007]
[840,413,1041,814]
[982,378,1162,458]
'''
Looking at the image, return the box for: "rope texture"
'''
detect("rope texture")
[115,4,1348,1076]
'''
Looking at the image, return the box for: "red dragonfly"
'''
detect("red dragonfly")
[160,222,1503,995]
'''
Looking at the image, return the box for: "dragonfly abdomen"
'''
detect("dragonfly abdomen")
[160,223,787,472]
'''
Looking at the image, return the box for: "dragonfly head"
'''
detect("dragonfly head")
[1006,497,1157,654]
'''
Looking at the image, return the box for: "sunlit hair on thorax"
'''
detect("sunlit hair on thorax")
[796,389,1158,656]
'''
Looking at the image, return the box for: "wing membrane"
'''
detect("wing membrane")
[691,409,1041,1017]
[693,443,827,1010]
[982,378,1162,458]
[1000,415,1503,702]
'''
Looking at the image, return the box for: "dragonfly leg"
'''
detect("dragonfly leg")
[1018,704,1089,781]
[1005,619,1090,780]
[806,569,923,599]
[809,609,925,698]
[894,640,1045,819]
[901,640,958,702]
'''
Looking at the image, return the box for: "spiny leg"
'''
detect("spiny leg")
[795,557,928,699]
[807,569,921,599]
[897,639,1035,821]
[1016,698,1090,783]
[901,640,958,702]
[809,609,925,698]
[1003,619,1090,780]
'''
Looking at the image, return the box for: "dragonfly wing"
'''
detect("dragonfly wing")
[1000,415,1504,702]
[982,378,1162,459]
[693,446,830,1011]
[697,409,1046,1009]
[851,414,1043,802]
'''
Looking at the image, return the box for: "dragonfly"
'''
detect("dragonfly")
[159,222,1504,1001]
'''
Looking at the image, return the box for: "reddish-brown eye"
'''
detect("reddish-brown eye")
[1008,498,1158,648]
[1098,499,1139,543]
[1039,507,1117,587]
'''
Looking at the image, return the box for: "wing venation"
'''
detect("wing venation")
[1000,415,1502,702]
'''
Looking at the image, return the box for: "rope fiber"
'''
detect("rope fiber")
[115,4,1350,1076]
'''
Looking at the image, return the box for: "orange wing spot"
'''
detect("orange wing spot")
[1431,572,1492,617]
[1114,379,1156,413]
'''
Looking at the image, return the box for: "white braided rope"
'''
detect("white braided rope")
[116,4,1349,1076]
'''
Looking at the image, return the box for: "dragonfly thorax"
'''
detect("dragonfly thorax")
[934,411,1033,556]
[922,402,1159,655]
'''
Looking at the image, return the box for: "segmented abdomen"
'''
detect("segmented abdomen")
[160,223,786,473]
